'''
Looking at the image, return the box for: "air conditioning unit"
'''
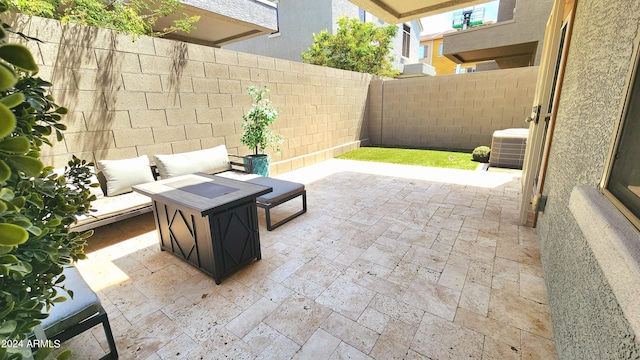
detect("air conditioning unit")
[489,128,529,169]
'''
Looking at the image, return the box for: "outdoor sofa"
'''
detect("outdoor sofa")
[71,145,306,232]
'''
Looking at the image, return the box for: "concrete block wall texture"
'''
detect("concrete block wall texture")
[370,66,538,150]
[7,14,373,176]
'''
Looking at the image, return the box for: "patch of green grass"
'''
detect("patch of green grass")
[335,147,479,170]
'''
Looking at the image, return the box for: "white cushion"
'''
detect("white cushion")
[154,145,231,179]
[97,156,155,196]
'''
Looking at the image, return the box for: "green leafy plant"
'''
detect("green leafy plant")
[472,146,491,163]
[9,0,199,38]
[301,16,399,77]
[240,86,283,155]
[0,3,96,358]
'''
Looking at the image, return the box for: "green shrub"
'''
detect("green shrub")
[472,146,491,163]
[0,3,95,358]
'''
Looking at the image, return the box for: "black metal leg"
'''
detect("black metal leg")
[261,190,307,231]
[100,310,118,360]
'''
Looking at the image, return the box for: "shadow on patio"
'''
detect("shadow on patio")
[63,159,556,359]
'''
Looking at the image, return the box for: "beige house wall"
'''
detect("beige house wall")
[370,67,538,150]
[9,14,373,176]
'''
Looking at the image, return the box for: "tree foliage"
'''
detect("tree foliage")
[240,86,283,155]
[301,16,399,77]
[0,2,96,358]
[9,0,199,37]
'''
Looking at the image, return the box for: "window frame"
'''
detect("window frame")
[601,35,640,230]
[402,24,411,58]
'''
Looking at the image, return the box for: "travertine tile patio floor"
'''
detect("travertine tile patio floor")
[63,159,556,359]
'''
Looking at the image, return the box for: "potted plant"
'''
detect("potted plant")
[240,85,283,176]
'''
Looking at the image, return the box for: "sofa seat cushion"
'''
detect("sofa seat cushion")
[154,145,232,179]
[40,267,101,337]
[246,177,305,205]
[75,192,151,228]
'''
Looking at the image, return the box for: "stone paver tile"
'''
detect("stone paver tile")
[387,261,420,288]
[113,311,182,360]
[492,257,520,293]
[321,312,380,355]
[488,290,554,340]
[264,295,332,346]
[166,294,239,336]
[369,318,419,360]
[55,329,107,360]
[402,245,448,272]
[333,245,366,266]
[293,329,341,360]
[217,279,263,311]
[496,242,542,267]
[396,228,437,248]
[467,260,493,287]
[438,263,468,292]
[294,257,346,288]
[267,258,307,283]
[367,236,411,266]
[226,297,279,338]
[452,238,496,264]
[199,327,255,360]
[231,259,278,287]
[281,273,327,300]
[454,308,521,350]
[482,335,522,360]
[405,349,430,359]
[357,307,389,334]
[316,273,376,321]
[155,333,201,359]
[459,281,491,316]
[521,330,558,360]
[520,272,549,304]
[369,293,424,326]
[402,277,460,321]
[250,276,294,304]
[329,342,372,360]
[410,312,483,360]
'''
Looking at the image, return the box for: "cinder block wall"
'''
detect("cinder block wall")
[370,67,538,150]
[9,14,373,175]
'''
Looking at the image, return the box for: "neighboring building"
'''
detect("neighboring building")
[153,0,279,47]
[443,0,554,69]
[222,0,421,74]
[419,30,477,75]
[356,0,640,357]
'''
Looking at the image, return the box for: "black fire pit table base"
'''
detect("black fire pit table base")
[133,173,272,284]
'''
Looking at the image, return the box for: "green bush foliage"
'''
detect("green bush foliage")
[0,3,96,358]
[472,146,491,163]
[9,0,199,38]
[301,16,399,77]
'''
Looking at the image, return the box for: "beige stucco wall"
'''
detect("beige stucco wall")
[9,14,373,176]
[369,67,538,150]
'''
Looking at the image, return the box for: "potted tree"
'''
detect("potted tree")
[240,85,283,176]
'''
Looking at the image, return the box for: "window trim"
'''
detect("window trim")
[402,24,411,58]
[601,31,640,230]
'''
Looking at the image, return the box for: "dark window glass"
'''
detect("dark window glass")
[607,62,640,223]
[402,25,410,58]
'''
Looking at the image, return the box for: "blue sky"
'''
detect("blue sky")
[420,0,499,35]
